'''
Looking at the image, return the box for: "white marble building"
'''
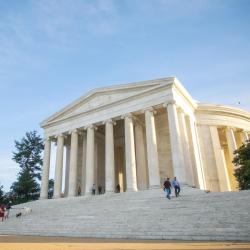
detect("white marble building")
[40,77,250,199]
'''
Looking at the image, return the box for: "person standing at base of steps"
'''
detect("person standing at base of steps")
[163,178,172,199]
[0,204,5,221]
[98,185,102,194]
[172,177,181,197]
[92,184,96,195]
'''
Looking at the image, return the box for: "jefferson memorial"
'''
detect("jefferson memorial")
[40,77,250,199]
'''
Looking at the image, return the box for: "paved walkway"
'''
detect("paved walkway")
[0,236,249,250]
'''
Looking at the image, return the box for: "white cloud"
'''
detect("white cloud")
[0,0,118,70]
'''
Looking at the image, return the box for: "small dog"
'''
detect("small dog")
[24,207,32,215]
[16,212,22,218]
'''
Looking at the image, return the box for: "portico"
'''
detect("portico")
[40,77,250,199]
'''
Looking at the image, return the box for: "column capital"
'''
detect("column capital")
[84,124,98,130]
[143,107,157,115]
[163,100,176,107]
[69,129,78,134]
[121,113,134,120]
[54,133,66,139]
[43,137,51,143]
[102,119,116,126]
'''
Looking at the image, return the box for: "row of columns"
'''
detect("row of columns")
[41,101,246,199]
[207,125,249,191]
[40,102,195,199]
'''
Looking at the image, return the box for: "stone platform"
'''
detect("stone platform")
[0,187,249,241]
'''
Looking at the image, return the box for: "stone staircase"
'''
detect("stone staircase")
[0,186,249,241]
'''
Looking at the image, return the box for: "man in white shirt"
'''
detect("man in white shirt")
[172,177,180,197]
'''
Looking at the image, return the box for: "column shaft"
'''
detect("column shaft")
[166,102,185,183]
[145,109,160,188]
[178,112,195,186]
[54,135,64,198]
[210,126,231,191]
[105,121,115,192]
[134,123,148,190]
[68,130,79,197]
[124,115,138,191]
[85,126,95,194]
[40,138,51,199]
[188,117,206,190]
[64,144,70,196]
[81,133,87,195]
[226,128,237,162]
[243,131,249,142]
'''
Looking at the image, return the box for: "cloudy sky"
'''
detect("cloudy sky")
[0,0,250,191]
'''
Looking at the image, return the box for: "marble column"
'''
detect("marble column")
[134,122,148,190]
[178,111,195,186]
[40,138,51,199]
[53,134,64,198]
[144,108,160,188]
[210,126,231,191]
[235,130,244,149]
[226,127,237,164]
[68,130,79,197]
[243,131,249,142]
[105,119,115,192]
[81,133,87,195]
[64,144,70,196]
[187,116,206,190]
[165,101,185,183]
[124,114,138,191]
[85,125,95,194]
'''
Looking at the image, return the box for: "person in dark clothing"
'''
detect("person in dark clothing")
[116,184,121,193]
[98,186,102,194]
[92,184,96,195]
[163,178,172,199]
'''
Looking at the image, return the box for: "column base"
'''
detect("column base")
[53,195,61,199]
[39,196,48,200]
[67,194,77,198]
[84,192,95,197]
[104,190,115,194]
[148,184,160,189]
[125,188,138,192]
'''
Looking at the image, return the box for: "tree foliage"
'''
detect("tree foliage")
[10,169,40,200]
[11,131,44,202]
[12,131,44,180]
[233,141,250,190]
[0,184,4,203]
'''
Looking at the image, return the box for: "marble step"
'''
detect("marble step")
[0,187,249,241]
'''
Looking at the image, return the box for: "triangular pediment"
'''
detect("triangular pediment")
[41,77,175,127]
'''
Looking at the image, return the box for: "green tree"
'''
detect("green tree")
[12,131,44,180]
[11,131,44,202]
[0,184,4,203]
[233,141,250,190]
[10,169,40,200]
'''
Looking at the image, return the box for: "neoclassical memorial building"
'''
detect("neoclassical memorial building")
[40,77,250,199]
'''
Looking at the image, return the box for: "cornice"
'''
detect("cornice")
[196,103,250,121]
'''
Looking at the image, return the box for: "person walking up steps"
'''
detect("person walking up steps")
[172,177,181,197]
[163,178,172,199]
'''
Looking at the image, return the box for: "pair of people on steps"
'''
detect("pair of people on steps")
[163,177,180,199]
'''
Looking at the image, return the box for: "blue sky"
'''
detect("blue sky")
[0,0,250,191]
